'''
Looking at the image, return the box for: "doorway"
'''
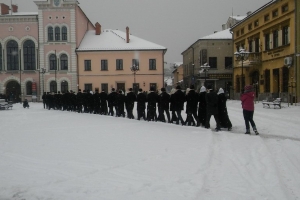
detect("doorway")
[6,81,21,102]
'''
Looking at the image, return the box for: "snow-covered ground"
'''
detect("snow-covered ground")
[1,100,300,200]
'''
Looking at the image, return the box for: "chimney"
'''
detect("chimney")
[0,3,10,15]
[95,22,101,35]
[126,26,130,43]
[12,4,18,13]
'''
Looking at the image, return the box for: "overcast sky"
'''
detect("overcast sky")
[7,0,270,64]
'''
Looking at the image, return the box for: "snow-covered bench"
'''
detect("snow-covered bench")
[0,99,13,110]
[262,98,281,109]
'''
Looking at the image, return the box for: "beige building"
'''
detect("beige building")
[231,0,296,102]
[76,25,167,93]
[172,64,184,88]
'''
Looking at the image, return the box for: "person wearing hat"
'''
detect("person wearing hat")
[198,86,207,127]
[117,90,126,117]
[99,89,108,115]
[76,89,83,113]
[146,87,159,121]
[159,87,171,123]
[241,85,259,135]
[217,88,232,131]
[93,89,101,114]
[205,84,221,131]
[185,85,200,126]
[108,88,118,116]
[136,88,147,120]
[173,85,186,125]
[126,88,136,119]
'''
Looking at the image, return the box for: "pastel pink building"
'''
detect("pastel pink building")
[0,0,166,102]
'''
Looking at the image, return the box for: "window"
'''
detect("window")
[61,81,68,93]
[101,83,108,93]
[149,59,156,70]
[48,27,53,41]
[62,26,67,41]
[101,60,108,71]
[282,67,289,92]
[50,81,57,93]
[255,38,260,52]
[116,59,123,70]
[241,28,244,35]
[132,59,139,67]
[49,54,57,70]
[84,60,91,71]
[225,57,232,69]
[265,70,270,93]
[272,9,278,18]
[0,43,2,71]
[60,54,68,70]
[249,40,253,52]
[236,30,240,37]
[208,57,217,69]
[282,4,288,13]
[264,14,270,22]
[7,40,19,70]
[265,33,270,50]
[282,26,289,45]
[23,40,36,70]
[254,20,259,27]
[273,30,279,48]
[26,81,32,95]
[84,84,93,91]
[248,23,252,31]
[55,27,60,41]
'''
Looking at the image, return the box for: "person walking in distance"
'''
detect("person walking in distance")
[241,85,259,135]
[205,84,221,131]
[136,88,147,120]
[198,86,207,127]
[173,85,185,125]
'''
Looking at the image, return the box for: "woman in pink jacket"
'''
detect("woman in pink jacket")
[240,85,259,135]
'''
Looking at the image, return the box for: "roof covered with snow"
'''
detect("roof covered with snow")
[0,11,38,16]
[200,29,232,40]
[230,15,247,21]
[77,29,167,51]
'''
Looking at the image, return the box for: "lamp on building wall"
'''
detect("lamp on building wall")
[199,63,210,86]
[234,48,249,93]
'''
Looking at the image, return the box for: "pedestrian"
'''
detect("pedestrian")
[136,88,147,120]
[169,88,178,123]
[108,88,118,116]
[241,85,259,135]
[217,88,232,131]
[42,92,46,109]
[117,90,126,117]
[172,85,185,125]
[185,85,200,126]
[126,88,136,119]
[146,87,159,121]
[159,87,171,123]
[99,89,108,115]
[205,85,221,131]
[198,86,207,127]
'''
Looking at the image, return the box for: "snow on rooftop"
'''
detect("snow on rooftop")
[200,28,232,40]
[77,29,167,51]
[0,11,38,16]
[230,15,247,21]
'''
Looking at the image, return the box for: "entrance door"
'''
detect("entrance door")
[273,69,279,98]
[6,81,21,102]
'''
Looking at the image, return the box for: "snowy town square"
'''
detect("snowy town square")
[0,101,300,200]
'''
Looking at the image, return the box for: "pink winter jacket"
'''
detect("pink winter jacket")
[241,91,255,111]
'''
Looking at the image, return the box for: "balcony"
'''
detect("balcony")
[235,52,262,68]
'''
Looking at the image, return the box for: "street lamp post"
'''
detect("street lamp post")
[41,68,46,94]
[130,64,139,93]
[199,63,210,87]
[234,48,249,93]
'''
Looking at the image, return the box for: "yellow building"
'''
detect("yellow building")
[231,0,296,102]
[76,25,167,94]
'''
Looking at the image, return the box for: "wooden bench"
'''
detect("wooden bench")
[262,98,281,109]
[0,99,13,110]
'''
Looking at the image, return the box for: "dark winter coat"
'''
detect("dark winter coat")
[147,91,159,108]
[137,92,147,111]
[205,90,218,115]
[126,91,136,110]
[218,93,232,128]
[99,91,108,106]
[185,89,198,112]
[172,89,185,111]
[159,92,170,110]
[108,92,118,107]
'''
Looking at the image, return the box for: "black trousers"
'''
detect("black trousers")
[159,108,170,122]
[175,110,185,125]
[205,113,220,129]
[243,109,256,130]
